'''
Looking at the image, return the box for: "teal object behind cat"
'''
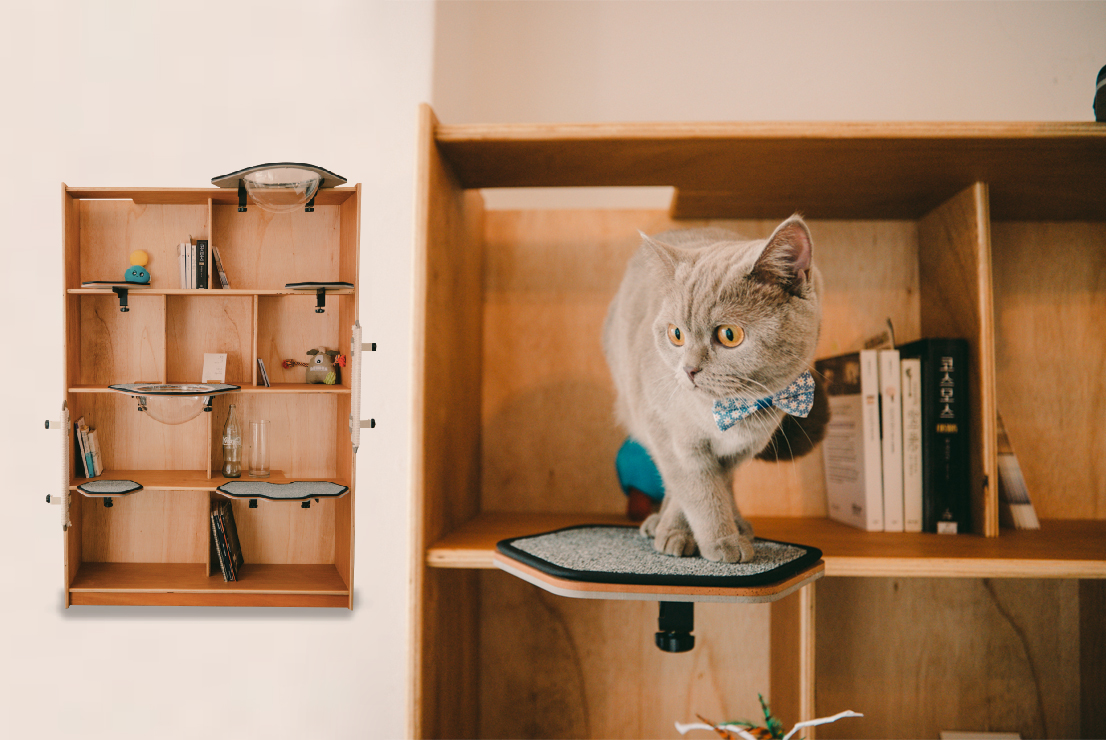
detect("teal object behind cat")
[124,265,150,284]
[615,438,665,502]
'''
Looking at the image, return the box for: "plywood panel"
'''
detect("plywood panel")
[816,577,1080,739]
[256,295,344,385]
[70,393,209,472]
[770,585,815,728]
[82,490,209,563]
[80,201,206,288]
[165,295,253,384]
[79,294,165,384]
[478,569,771,739]
[481,213,919,518]
[226,497,335,565]
[208,393,337,479]
[991,222,1106,521]
[212,204,340,289]
[919,183,997,536]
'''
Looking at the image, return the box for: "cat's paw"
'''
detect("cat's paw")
[654,528,698,557]
[700,533,755,563]
[640,513,660,538]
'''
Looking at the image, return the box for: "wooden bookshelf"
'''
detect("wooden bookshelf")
[61,184,360,609]
[411,106,1106,738]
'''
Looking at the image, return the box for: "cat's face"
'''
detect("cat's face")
[646,218,821,401]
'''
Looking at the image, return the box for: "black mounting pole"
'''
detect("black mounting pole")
[237,180,248,212]
[315,287,326,313]
[655,601,695,653]
[305,189,317,212]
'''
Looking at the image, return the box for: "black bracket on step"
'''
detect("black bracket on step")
[248,499,258,508]
[655,601,695,653]
[315,287,326,314]
[237,180,247,212]
[305,190,316,212]
[301,500,311,508]
[103,497,113,508]
[112,286,130,312]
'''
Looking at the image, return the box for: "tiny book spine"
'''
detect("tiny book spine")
[196,239,208,290]
[257,358,271,387]
[898,338,971,534]
[178,242,188,289]
[816,349,884,531]
[211,245,230,289]
[900,357,924,532]
[879,349,904,532]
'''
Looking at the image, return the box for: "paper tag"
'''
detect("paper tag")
[202,353,227,383]
[937,521,959,535]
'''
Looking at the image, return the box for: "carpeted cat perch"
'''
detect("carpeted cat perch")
[494,525,823,653]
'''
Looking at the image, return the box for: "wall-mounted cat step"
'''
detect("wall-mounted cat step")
[494,524,824,652]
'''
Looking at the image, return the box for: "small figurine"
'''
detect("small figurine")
[125,250,151,284]
[305,348,340,385]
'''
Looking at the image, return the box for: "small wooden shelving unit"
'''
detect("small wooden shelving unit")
[412,106,1106,738]
[61,183,360,609]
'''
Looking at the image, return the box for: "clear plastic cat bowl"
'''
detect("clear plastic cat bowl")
[109,383,240,425]
[241,166,321,213]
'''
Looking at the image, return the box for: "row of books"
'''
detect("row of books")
[817,338,971,534]
[74,416,103,478]
[178,239,231,289]
[211,501,244,581]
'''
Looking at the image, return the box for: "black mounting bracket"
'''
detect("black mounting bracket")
[301,500,311,509]
[112,285,130,312]
[248,499,258,508]
[237,180,247,212]
[103,497,113,508]
[655,601,695,653]
[305,190,316,212]
[315,287,326,314]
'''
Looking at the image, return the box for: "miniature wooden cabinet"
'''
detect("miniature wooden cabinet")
[412,105,1106,737]
[61,184,360,608]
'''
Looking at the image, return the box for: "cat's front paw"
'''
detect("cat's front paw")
[640,513,660,538]
[700,533,755,563]
[654,528,698,557]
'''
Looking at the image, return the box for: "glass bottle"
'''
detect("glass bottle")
[222,404,242,478]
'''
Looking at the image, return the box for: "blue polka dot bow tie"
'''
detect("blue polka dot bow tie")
[712,371,816,432]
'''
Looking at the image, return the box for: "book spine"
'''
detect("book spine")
[89,429,104,477]
[900,358,923,532]
[73,422,86,478]
[178,242,187,289]
[196,240,208,290]
[879,349,904,532]
[219,504,236,581]
[212,245,230,289]
[859,350,884,531]
[913,339,971,534]
[212,508,231,581]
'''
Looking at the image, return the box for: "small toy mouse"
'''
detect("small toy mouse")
[305,348,340,385]
[125,250,151,284]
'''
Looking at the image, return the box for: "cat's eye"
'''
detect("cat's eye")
[715,325,745,348]
[667,324,685,346]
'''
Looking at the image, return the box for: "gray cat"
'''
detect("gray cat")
[603,217,822,562]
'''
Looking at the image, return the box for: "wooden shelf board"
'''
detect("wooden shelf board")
[70,562,348,595]
[64,186,358,206]
[426,513,1106,579]
[69,288,354,296]
[71,470,350,493]
[69,384,350,394]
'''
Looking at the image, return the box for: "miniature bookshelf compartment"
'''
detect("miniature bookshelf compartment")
[60,184,360,609]
[412,108,1106,738]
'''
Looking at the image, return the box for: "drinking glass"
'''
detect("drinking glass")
[248,419,270,478]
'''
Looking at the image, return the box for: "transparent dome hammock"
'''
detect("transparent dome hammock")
[108,383,240,425]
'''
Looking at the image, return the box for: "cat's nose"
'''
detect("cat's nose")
[684,366,701,382]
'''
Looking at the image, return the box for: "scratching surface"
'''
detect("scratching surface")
[77,480,141,494]
[511,526,807,577]
[217,481,348,500]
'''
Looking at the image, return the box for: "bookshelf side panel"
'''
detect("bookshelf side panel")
[918,183,997,537]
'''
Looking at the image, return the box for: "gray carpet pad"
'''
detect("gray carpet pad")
[216,480,349,500]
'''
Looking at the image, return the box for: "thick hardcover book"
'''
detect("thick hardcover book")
[816,349,884,531]
[898,338,971,534]
[196,240,208,290]
[900,357,924,532]
[879,349,904,532]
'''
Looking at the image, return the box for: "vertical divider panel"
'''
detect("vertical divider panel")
[918,183,997,537]
[158,294,168,383]
[770,582,816,730]
[335,394,353,601]
[63,186,82,605]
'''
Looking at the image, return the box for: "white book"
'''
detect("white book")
[879,349,904,532]
[900,357,923,532]
[816,349,884,531]
[89,429,104,476]
[187,242,195,289]
[178,242,188,288]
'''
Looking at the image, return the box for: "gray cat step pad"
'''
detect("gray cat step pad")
[494,525,824,603]
[215,480,349,501]
[76,480,143,497]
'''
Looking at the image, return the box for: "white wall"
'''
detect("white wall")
[0,2,433,738]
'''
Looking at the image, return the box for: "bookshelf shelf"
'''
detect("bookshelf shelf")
[426,513,1106,579]
[412,107,1106,738]
[61,183,360,610]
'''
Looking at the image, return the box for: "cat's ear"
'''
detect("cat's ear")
[753,215,813,294]
[639,231,683,280]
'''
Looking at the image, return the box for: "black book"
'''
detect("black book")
[211,507,230,581]
[196,239,208,290]
[73,421,86,478]
[897,338,971,534]
[219,500,245,579]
